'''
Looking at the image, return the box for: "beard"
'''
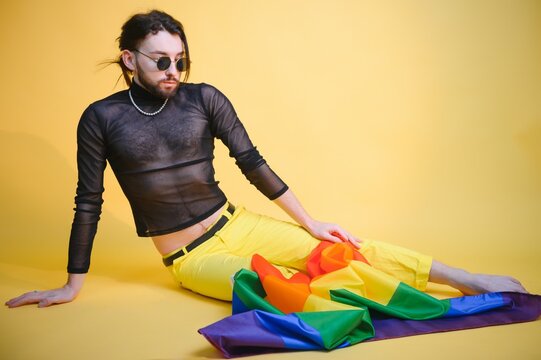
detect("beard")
[136,66,180,99]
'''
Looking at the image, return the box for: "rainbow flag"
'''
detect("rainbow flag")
[199,242,541,358]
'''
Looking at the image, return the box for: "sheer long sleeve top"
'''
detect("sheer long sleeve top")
[67,81,289,273]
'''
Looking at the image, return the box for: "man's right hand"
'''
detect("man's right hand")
[5,286,78,308]
[5,273,86,308]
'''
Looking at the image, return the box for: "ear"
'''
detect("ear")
[121,50,136,71]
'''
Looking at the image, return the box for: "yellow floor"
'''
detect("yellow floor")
[1,1,540,359]
[1,242,540,360]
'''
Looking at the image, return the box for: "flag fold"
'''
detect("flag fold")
[199,242,541,358]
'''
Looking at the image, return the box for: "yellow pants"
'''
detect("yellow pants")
[165,205,432,301]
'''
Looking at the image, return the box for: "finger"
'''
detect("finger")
[347,234,362,249]
[38,297,56,308]
[6,291,43,308]
[338,232,360,248]
[332,227,362,249]
[329,226,347,240]
[6,290,39,305]
[322,234,340,243]
[318,230,341,243]
[330,229,348,243]
[38,294,69,308]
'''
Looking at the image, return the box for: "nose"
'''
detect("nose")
[164,60,179,77]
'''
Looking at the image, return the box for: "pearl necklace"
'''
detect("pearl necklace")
[128,89,168,116]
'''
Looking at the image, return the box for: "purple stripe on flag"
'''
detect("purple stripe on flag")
[199,311,286,358]
[199,310,325,358]
[199,292,541,358]
[369,292,541,341]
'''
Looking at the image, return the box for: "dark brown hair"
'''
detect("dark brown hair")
[112,10,191,86]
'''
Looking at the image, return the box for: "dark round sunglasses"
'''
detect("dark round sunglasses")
[134,49,188,72]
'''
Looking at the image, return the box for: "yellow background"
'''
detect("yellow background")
[1,1,540,359]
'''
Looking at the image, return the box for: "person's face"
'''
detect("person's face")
[123,30,185,99]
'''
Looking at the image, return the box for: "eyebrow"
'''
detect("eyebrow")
[149,50,185,56]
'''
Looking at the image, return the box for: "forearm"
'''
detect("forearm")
[272,188,316,231]
[273,188,361,247]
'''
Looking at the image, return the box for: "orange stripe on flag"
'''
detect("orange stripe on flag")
[307,242,369,277]
[252,254,310,313]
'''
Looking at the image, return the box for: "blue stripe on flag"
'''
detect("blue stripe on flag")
[445,292,509,317]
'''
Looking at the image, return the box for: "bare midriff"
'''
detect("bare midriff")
[151,203,228,256]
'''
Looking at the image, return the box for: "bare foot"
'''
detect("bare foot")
[458,273,528,295]
[429,260,529,295]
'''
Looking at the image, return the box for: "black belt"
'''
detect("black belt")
[162,203,235,267]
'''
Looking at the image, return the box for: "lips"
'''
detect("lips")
[161,78,179,85]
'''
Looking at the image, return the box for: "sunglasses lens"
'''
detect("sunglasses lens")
[176,58,187,72]
[156,57,171,71]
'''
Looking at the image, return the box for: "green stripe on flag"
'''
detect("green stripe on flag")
[386,283,450,319]
[233,269,283,314]
[330,282,450,320]
[295,309,375,349]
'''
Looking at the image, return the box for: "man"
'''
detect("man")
[5,10,527,308]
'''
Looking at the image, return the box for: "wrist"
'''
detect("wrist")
[65,273,87,294]
[301,217,317,232]
[62,283,78,295]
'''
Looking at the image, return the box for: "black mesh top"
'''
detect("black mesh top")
[67,81,289,273]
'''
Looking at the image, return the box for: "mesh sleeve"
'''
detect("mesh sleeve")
[67,106,107,273]
[202,84,288,199]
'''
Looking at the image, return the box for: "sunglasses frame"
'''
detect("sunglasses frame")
[133,49,188,72]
